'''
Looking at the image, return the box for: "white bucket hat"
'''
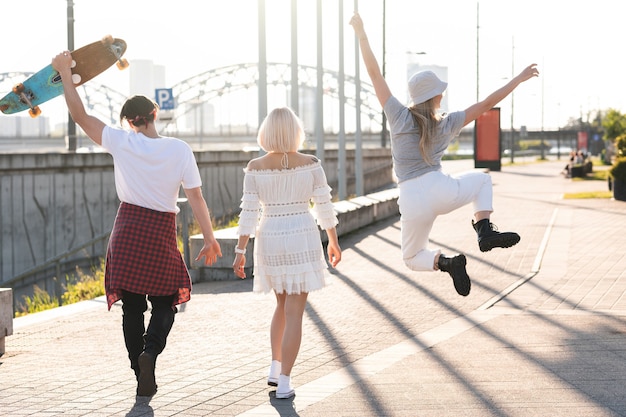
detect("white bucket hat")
[408,70,447,105]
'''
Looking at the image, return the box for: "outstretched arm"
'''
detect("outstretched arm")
[350,12,391,108]
[463,64,539,126]
[51,52,106,145]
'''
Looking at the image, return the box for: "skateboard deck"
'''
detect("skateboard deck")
[0,36,128,118]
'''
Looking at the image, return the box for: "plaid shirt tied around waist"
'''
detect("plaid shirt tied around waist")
[105,202,191,310]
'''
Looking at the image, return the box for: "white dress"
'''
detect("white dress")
[236,161,338,294]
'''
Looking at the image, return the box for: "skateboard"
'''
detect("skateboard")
[0,35,128,118]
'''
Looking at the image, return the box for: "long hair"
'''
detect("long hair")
[408,97,443,165]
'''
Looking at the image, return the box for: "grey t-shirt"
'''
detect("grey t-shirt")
[384,96,465,183]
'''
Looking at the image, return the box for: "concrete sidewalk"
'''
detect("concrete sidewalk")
[2,159,626,417]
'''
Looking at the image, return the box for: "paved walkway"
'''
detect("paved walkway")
[2,159,625,417]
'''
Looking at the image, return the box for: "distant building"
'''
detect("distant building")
[129,59,166,98]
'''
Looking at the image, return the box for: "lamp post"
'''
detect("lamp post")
[66,0,76,152]
[380,0,387,147]
[354,0,363,196]
[557,102,561,160]
[509,36,515,164]
[476,1,480,102]
[540,58,545,160]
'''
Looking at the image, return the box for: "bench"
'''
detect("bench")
[570,160,593,178]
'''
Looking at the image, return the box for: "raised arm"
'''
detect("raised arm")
[350,12,392,108]
[51,52,106,145]
[463,63,539,126]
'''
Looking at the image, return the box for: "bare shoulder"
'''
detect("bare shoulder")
[294,152,319,166]
[246,156,266,171]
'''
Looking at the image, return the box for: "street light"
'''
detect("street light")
[510,36,515,164]
[381,0,387,147]
[66,0,76,152]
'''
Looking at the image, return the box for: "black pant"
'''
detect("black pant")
[121,290,177,379]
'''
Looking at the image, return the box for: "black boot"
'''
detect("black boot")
[136,295,176,397]
[438,254,471,296]
[137,351,157,397]
[472,219,520,252]
[121,293,147,381]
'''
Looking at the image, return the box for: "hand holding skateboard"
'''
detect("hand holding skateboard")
[0,35,128,118]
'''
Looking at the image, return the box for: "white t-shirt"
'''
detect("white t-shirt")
[101,126,202,213]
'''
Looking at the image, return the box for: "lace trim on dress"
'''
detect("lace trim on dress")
[265,200,309,206]
[243,160,320,174]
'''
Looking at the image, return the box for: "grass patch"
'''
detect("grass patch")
[16,286,60,316]
[15,260,106,317]
[502,156,553,166]
[61,260,106,305]
[571,170,609,181]
[442,154,473,161]
[563,191,613,199]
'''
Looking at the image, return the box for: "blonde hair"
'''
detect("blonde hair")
[257,107,305,153]
[408,97,443,165]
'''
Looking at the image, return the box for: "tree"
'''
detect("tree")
[602,109,626,142]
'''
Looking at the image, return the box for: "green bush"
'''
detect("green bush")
[615,134,626,157]
[15,260,106,317]
[61,260,105,305]
[519,139,550,151]
[609,157,626,182]
[16,285,59,317]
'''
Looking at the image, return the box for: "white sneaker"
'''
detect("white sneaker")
[267,360,281,386]
[275,374,295,399]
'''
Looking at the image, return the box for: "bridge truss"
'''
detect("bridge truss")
[1,63,383,135]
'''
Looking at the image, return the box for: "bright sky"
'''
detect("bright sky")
[2,0,624,131]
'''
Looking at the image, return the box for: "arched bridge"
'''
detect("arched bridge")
[1,63,383,133]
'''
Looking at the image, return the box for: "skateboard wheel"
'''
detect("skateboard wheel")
[101,35,114,46]
[29,106,41,118]
[72,74,82,84]
[117,59,129,70]
[71,60,77,69]
[12,83,25,94]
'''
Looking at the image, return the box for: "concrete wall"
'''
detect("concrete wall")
[1,147,392,295]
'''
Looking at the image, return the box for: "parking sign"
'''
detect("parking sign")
[155,88,175,110]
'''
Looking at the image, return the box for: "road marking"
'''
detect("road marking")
[477,207,559,311]
[237,310,498,416]
[238,208,562,416]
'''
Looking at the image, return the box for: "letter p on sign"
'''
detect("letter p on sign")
[155,88,175,110]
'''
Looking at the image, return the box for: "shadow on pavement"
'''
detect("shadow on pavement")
[125,396,154,417]
[269,391,300,416]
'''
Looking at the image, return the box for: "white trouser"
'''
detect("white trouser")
[398,170,493,271]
